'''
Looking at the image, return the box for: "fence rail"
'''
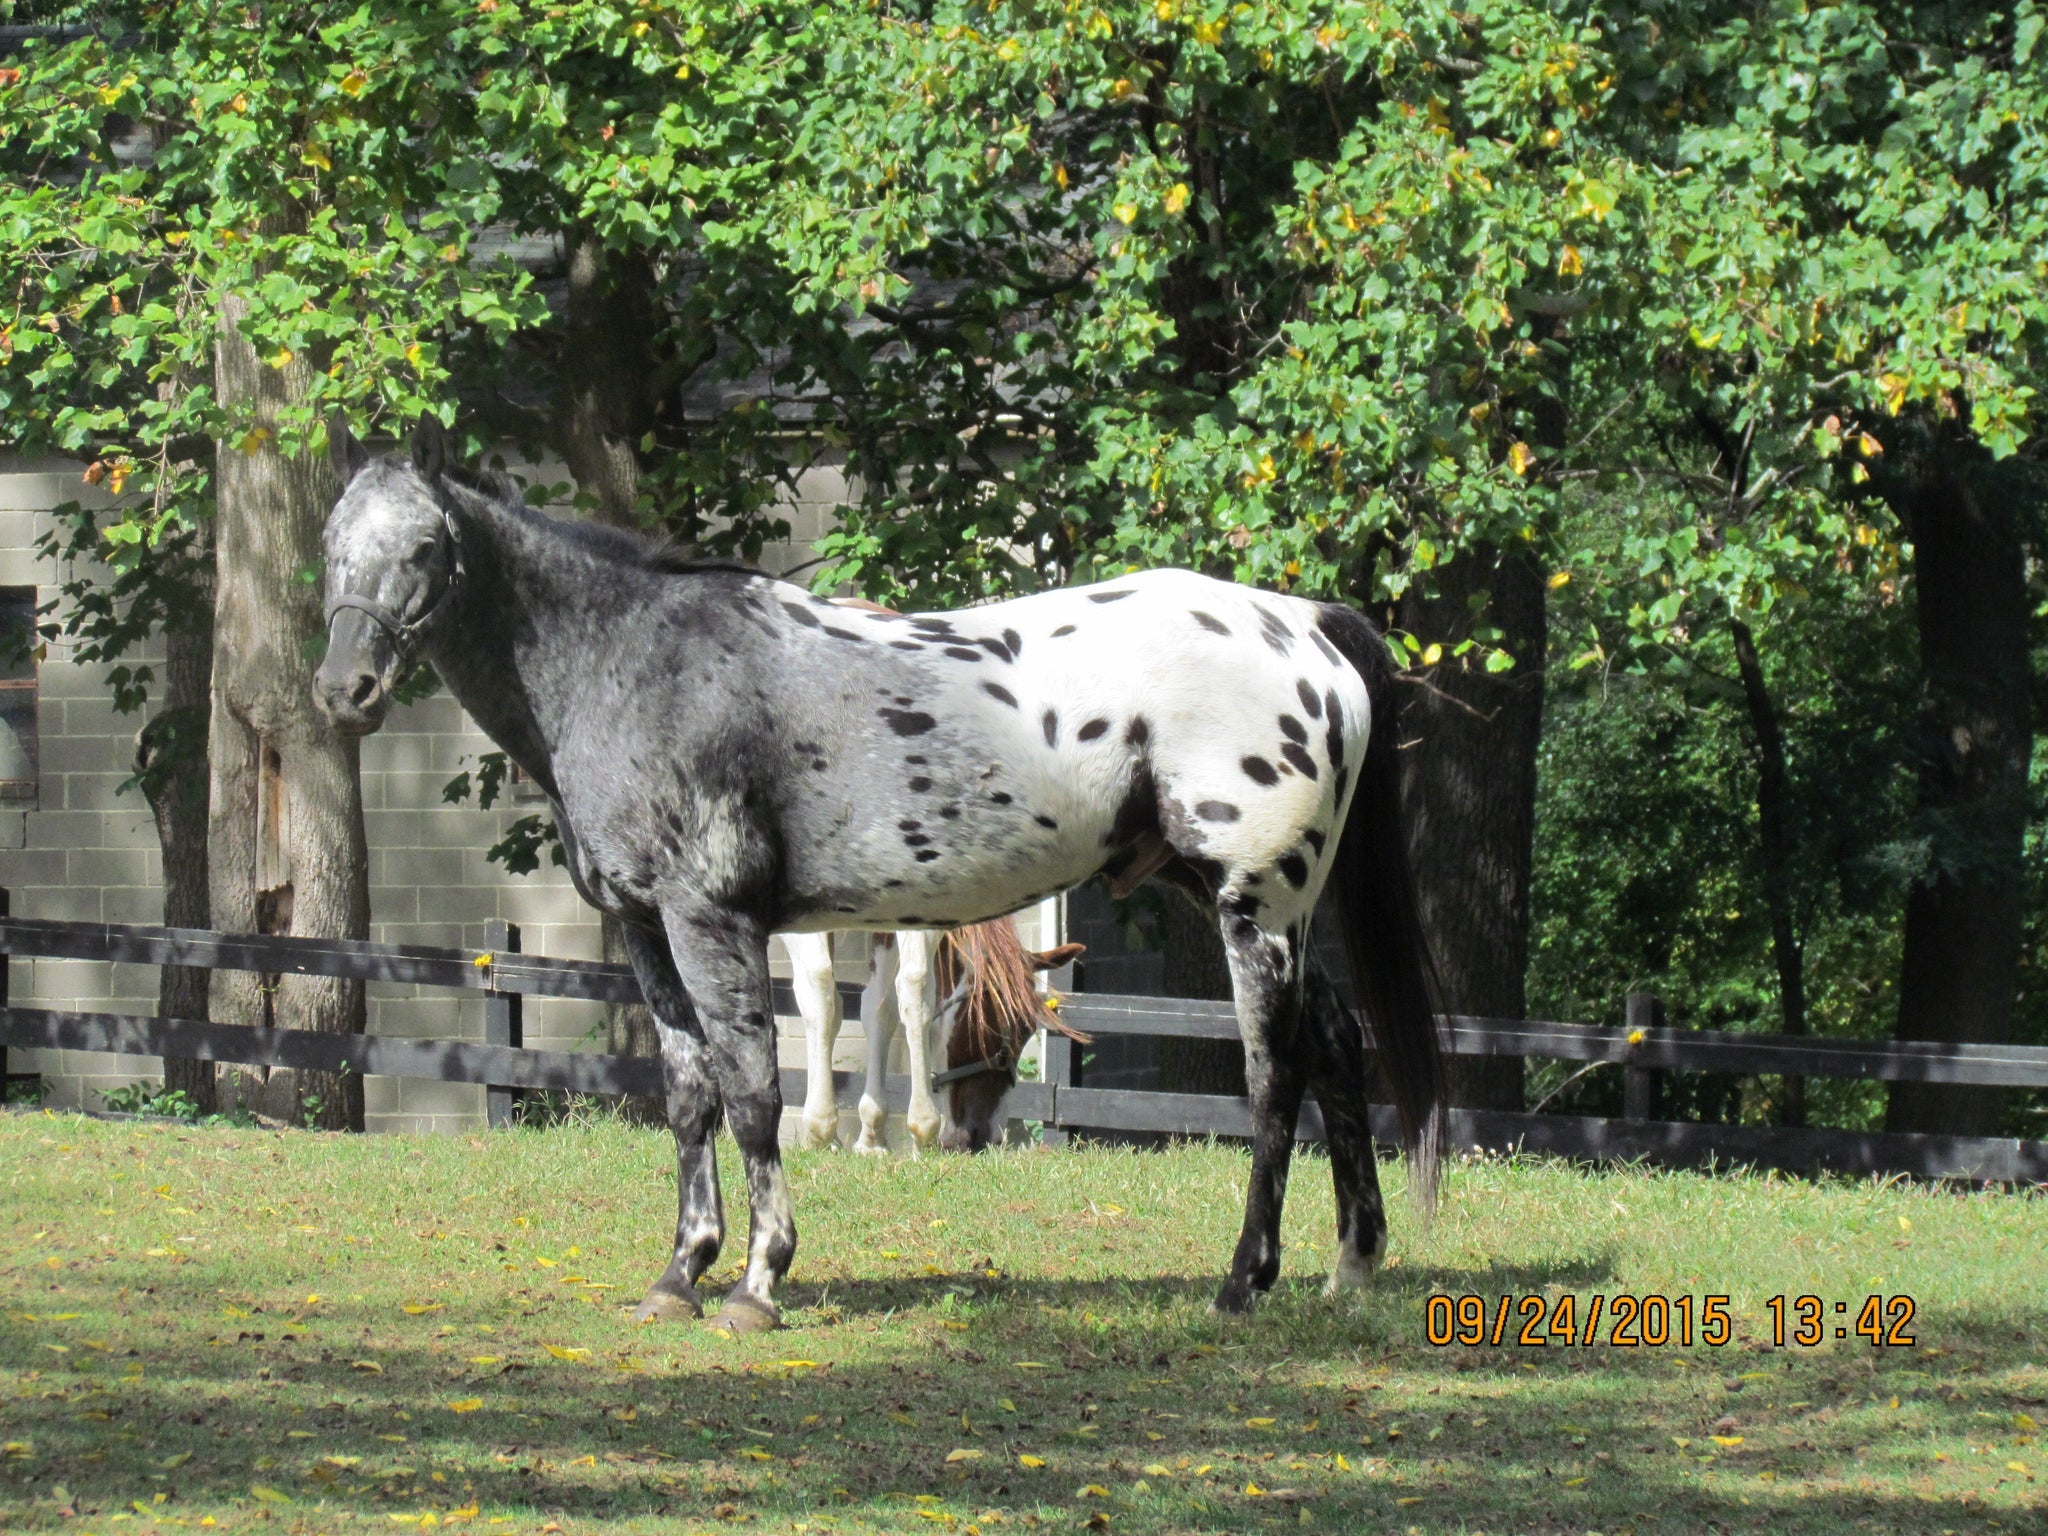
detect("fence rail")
[2,913,2043,1185]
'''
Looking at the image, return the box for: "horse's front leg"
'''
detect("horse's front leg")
[784,932,841,1149]
[896,930,943,1151]
[616,922,725,1324]
[1213,912,1310,1316]
[855,935,899,1155]
[662,907,794,1334]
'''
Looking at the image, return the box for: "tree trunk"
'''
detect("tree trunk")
[1395,544,1545,1112]
[1729,617,1807,1126]
[137,518,215,1113]
[1886,438,2030,1138]
[208,290,369,1131]
[556,232,667,1112]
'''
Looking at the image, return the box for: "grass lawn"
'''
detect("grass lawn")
[0,1110,2041,1536]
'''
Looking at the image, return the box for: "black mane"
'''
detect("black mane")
[432,457,757,580]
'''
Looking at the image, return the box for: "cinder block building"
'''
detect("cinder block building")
[0,450,1061,1138]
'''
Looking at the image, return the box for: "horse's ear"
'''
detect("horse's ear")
[328,417,370,485]
[409,415,449,480]
[1032,942,1086,972]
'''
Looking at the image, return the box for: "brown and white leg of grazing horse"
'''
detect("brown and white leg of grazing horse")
[852,930,944,1152]
[785,931,844,1149]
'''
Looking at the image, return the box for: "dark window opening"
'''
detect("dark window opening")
[0,587,38,807]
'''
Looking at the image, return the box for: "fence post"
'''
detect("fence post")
[1039,1020,1081,1148]
[1624,991,1659,1122]
[484,919,522,1129]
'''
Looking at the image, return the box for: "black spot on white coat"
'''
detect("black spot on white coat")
[1242,756,1279,786]
[879,708,937,736]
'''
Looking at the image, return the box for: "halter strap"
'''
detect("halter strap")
[931,1047,1011,1090]
[324,505,465,663]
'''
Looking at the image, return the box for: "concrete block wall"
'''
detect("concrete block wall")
[0,451,1067,1141]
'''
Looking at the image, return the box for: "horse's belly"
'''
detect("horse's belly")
[782,801,1114,932]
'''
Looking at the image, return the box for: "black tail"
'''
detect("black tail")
[1315,601,1447,1214]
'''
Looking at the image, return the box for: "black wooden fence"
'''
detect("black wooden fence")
[1,910,2044,1185]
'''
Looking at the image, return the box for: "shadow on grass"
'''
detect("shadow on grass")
[2,1266,2043,1536]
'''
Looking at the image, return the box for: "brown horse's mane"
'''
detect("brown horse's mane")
[937,920,1088,1069]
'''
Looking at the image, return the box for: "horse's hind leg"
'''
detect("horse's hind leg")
[662,906,795,1334]
[855,935,900,1154]
[1301,957,1388,1293]
[617,923,726,1323]
[786,932,842,1149]
[1213,913,1312,1316]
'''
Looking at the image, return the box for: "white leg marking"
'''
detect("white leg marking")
[898,930,941,1152]
[785,932,841,1150]
[855,936,898,1155]
[1325,1226,1387,1295]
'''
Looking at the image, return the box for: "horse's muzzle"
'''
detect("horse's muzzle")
[313,658,390,736]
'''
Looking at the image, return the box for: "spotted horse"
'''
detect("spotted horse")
[315,420,1447,1334]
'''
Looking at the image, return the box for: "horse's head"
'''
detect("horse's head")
[937,931,1087,1153]
[314,418,462,736]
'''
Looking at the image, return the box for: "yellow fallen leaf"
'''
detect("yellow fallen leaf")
[740,1449,772,1461]
[446,1399,482,1414]
[1335,1452,1352,1472]
[351,1360,383,1373]
[1018,1454,1045,1468]
[2008,1461,2031,1477]
[1888,1396,1900,1410]
[780,1360,820,1370]
[1014,1361,1047,1370]
[1244,1481,1265,1496]
[945,1448,983,1463]
[1565,1476,1588,1487]
[403,1304,443,1315]
[1397,1495,1424,1505]
[1080,1484,1110,1497]
[1244,1417,1275,1429]
[469,1355,501,1365]
[1142,1463,1171,1477]
[541,1345,588,1361]
[250,1485,293,1504]
[1712,1435,1743,1448]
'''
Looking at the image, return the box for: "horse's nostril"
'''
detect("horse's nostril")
[349,672,381,708]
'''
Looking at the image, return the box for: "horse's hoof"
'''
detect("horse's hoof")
[798,1119,839,1151]
[853,1133,889,1157]
[631,1286,704,1324]
[1323,1246,1377,1296]
[1208,1283,1260,1317]
[907,1119,942,1150]
[706,1293,782,1335]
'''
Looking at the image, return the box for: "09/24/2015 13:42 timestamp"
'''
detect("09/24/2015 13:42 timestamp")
[1424,1293,1918,1349]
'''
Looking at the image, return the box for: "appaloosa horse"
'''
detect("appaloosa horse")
[315,420,1445,1333]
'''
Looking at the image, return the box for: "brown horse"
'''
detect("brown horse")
[931,921,1087,1151]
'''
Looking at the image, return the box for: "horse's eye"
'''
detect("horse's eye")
[408,538,438,565]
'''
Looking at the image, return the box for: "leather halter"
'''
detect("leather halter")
[324,505,464,664]
[930,1047,1012,1091]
